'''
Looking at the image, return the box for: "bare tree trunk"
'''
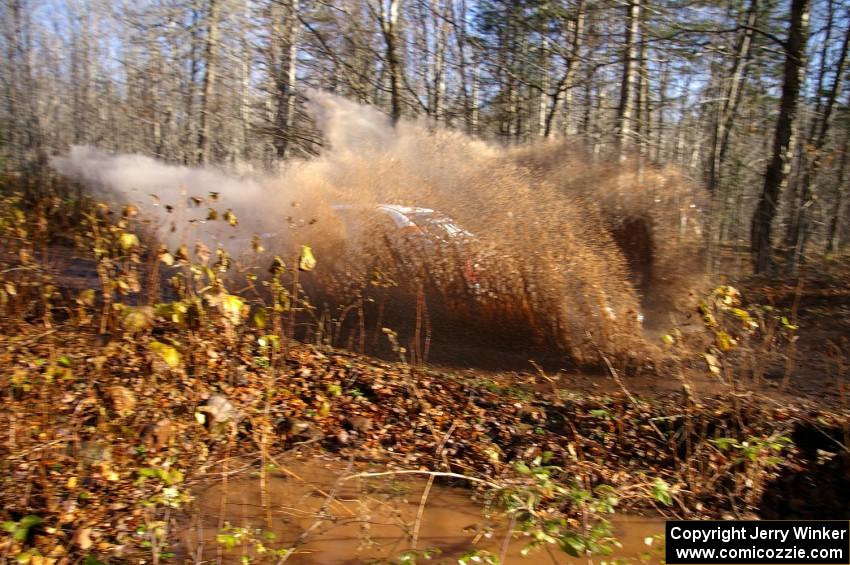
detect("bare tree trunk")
[826,134,848,253]
[432,0,449,124]
[380,0,404,124]
[197,0,221,164]
[274,0,300,160]
[453,0,474,134]
[654,59,669,161]
[470,55,480,135]
[616,0,640,156]
[543,0,584,138]
[2,0,44,175]
[538,38,549,137]
[707,0,758,194]
[786,7,849,268]
[635,4,650,164]
[750,0,809,274]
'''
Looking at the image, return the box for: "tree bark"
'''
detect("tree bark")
[826,134,848,253]
[197,0,221,164]
[616,0,641,156]
[274,0,300,160]
[707,0,758,194]
[785,6,849,268]
[380,0,404,124]
[750,0,809,273]
[543,0,584,138]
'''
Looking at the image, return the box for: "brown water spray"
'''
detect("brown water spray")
[51,91,706,364]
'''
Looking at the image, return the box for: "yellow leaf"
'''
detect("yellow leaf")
[175,244,190,262]
[117,305,154,332]
[731,308,750,320]
[298,245,317,272]
[715,331,735,352]
[253,307,268,329]
[703,354,721,375]
[118,232,140,251]
[318,401,331,418]
[149,341,181,368]
[220,294,245,324]
[77,289,95,306]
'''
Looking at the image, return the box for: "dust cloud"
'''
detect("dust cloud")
[51,90,707,364]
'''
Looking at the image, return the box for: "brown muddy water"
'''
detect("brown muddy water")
[180,457,664,564]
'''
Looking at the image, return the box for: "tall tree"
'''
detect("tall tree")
[784,1,849,268]
[751,0,810,273]
[616,0,641,156]
[197,0,222,164]
[706,0,759,194]
[273,0,301,159]
[379,0,404,123]
[542,0,585,138]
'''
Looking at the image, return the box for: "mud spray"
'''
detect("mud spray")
[51,90,706,365]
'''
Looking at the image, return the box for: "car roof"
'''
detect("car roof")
[331,203,434,229]
[330,203,471,236]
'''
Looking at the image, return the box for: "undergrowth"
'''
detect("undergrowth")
[0,183,847,564]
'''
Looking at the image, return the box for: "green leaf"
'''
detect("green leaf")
[138,468,158,479]
[514,461,532,476]
[710,437,738,451]
[16,549,41,563]
[560,533,585,557]
[651,478,673,506]
[2,515,42,542]
[216,533,238,551]
[162,468,184,485]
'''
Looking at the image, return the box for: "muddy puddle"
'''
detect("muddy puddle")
[180,457,664,564]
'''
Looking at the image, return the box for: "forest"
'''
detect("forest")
[1,0,849,563]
